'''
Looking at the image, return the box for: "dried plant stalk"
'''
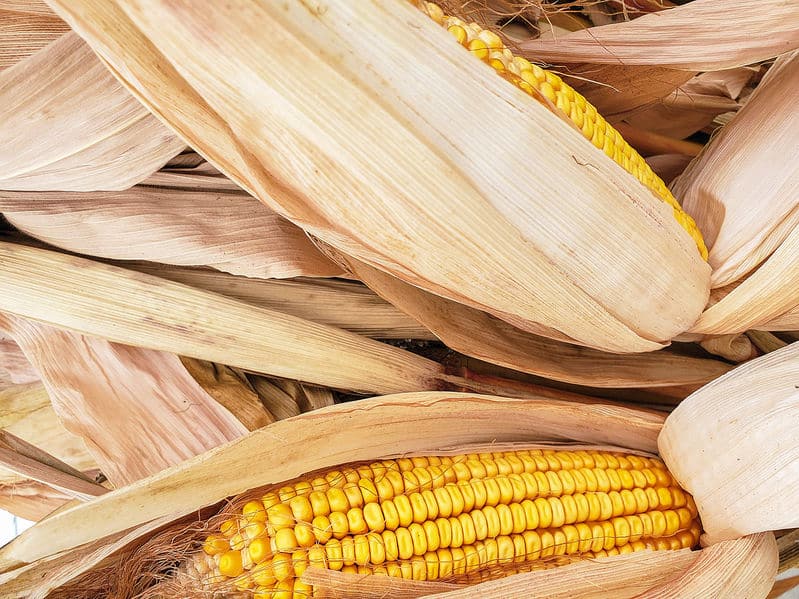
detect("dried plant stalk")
[519,0,799,70]
[47,0,709,353]
[0,32,183,191]
[0,242,444,394]
[0,186,343,279]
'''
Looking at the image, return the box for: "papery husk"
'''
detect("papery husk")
[124,263,436,340]
[565,64,694,119]
[0,241,444,394]
[349,257,731,387]
[0,32,184,191]
[0,429,107,501]
[0,0,68,71]
[0,392,774,598]
[613,122,703,157]
[0,336,39,388]
[0,479,73,522]
[758,305,799,332]
[659,342,799,543]
[0,186,342,279]
[0,313,250,486]
[0,382,98,487]
[645,154,693,186]
[674,51,799,290]
[624,69,753,139]
[518,0,799,70]
[47,0,710,353]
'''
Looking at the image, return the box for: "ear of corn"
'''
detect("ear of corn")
[190,449,701,596]
[418,1,708,260]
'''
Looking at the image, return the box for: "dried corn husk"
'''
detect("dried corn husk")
[0,479,73,522]
[659,342,799,543]
[0,186,343,278]
[0,392,776,597]
[0,0,68,71]
[0,313,249,485]
[128,263,435,340]
[0,382,97,487]
[47,0,709,352]
[350,257,731,387]
[0,336,39,388]
[625,69,753,139]
[0,242,443,394]
[675,52,799,292]
[519,0,799,70]
[698,333,757,363]
[0,32,183,191]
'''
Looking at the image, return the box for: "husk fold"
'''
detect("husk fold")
[46,0,710,353]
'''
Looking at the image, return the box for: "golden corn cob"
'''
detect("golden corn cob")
[417,1,708,260]
[193,449,701,597]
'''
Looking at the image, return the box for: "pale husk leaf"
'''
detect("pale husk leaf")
[0,32,184,191]
[0,382,98,487]
[0,241,443,394]
[0,186,343,279]
[645,154,693,186]
[0,479,73,522]
[757,304,799,332]
[659,342,799,543]
[0,429,107,501]
[0,0,68,71]
[130,263,435,340]
[0,392,664,572]
[625,69,753,139]
[0,336,39,388]
[637,533,777,599]
[0,313,249,486]
[518,0,799,70]
[46,0,709,352]
[566,63,694,119]
[350,257,731,387]
[688,223,799,334]
[674,52,799,289]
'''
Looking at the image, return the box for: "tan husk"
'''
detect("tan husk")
[0,313,249,486]
[0,0,69,71]
[0,32,184,191]
[0,335,39,388]
[46,0,709,353]
[674,51,799,289]
[698,334,757,363]
[0,186,343,278]
[0,241,444,394]
[122,263,436,340]
[518,0,799,70]
[349,257,731,387]
[659,342,799,543]
[0,382,98,487]
[0,479,73,522]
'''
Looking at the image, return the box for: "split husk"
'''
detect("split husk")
[47,0,710,353]
[0,392,777,597]
[0,0,68,71]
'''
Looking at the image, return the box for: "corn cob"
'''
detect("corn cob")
[417,1,708,260]
[191,449,701,597]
